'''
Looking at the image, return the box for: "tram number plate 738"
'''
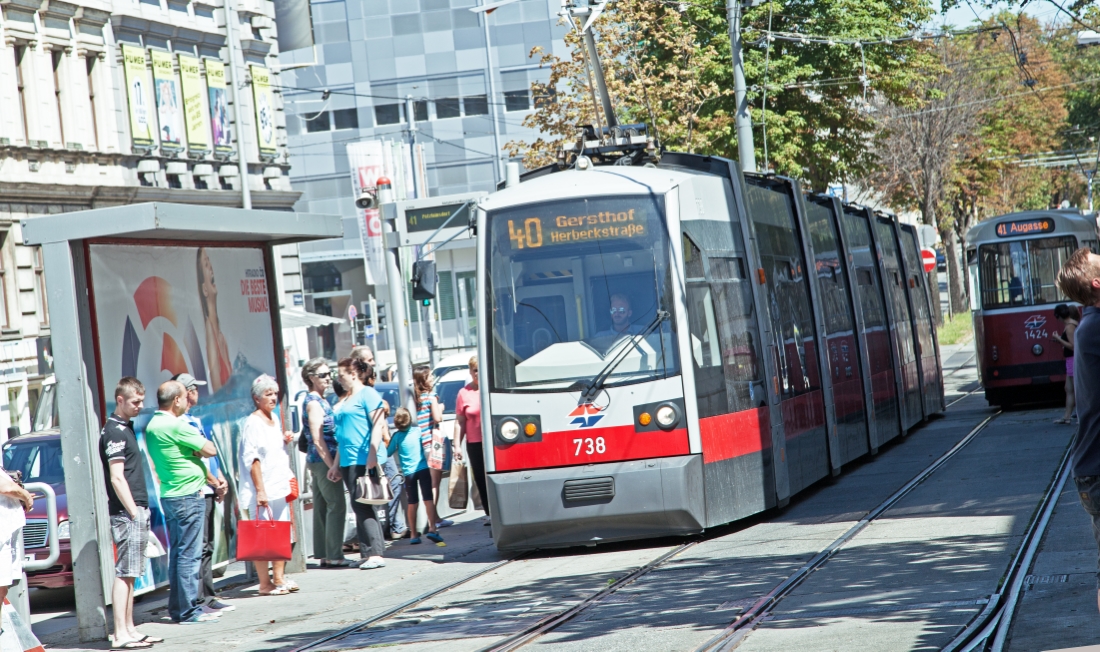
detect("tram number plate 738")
[573,437,606,456]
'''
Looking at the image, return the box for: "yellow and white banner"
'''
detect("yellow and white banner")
[250,65,277,157]
[151,50,184,151]
[206,60,233,156]
[178,54,209,153]
[121,45,154,149]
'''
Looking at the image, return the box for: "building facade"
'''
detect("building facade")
[280,0,567,358]
[0,0,300,438]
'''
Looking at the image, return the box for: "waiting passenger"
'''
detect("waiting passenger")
[1053,303,1081,425]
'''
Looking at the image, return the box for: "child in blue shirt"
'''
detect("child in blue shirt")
[387,408,444,545]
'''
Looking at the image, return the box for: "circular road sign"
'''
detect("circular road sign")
[921,248,937,273]
[348,304,358,321]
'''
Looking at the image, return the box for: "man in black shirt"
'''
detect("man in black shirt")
[99,377,161,649]
[1058,248,1100,616]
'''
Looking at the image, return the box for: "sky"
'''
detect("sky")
[935,0,1068,29]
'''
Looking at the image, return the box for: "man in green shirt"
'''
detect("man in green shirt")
[145,380,219,624]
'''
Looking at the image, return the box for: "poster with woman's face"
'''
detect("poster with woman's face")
[88,244,277,593]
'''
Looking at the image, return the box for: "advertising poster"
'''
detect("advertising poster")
[88,244,278,592]
[206,59,233,156]
[250,65,277,157]
[121,45,154,149]
[151,51,184,151]
[347,140,386,286]
[178,54,209,153]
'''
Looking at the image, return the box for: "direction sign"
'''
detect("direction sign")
[921,248,937,273]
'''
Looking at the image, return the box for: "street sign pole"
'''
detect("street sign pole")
[380,179,414,410]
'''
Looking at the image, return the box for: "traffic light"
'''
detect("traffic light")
[411,260,436,300]
[421,299,431,307]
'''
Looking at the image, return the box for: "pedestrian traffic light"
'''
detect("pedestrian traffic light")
[411,260,436,300]
[421,299,431,307]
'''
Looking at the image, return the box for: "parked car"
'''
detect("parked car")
[431,351,477,380]
[936,248,946,271]
[3,431,70,589]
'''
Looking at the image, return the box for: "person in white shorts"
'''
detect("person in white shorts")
[0,462,34,607]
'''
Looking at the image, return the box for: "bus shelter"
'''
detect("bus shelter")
[23,202,342,641]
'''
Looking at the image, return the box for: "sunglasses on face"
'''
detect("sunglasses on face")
[610,307,628,315]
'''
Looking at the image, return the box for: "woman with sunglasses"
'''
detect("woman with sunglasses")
[301,358,349,568]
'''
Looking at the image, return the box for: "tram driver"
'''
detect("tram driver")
[593,294,645,341]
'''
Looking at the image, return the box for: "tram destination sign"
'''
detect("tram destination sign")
[995,217,1055,238]
[506,206,650,250]
[387,191,488,247]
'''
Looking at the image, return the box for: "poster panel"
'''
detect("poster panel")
[151,51,184,151]
[178,54,209,153]
[346,140,386,286]
[88,244,278,592]
[250,65,277,157]
[206,60,233,156]
[120,45,154,149]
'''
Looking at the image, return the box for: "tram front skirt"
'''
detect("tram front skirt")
[487,454,706,551]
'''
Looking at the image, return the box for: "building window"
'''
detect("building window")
[463,95,488,116]
[86,56,98,150]
[333,108,358,130]
[436,98,461,119]
[374,104,402,126]
[52,50,66,146]
[413,100,428,122]
[304,110,331,132]
[34,248,47,327]
[504,90,530,112]
[14,46,29,145]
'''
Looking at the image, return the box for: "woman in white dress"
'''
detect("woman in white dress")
[238,375,298,596]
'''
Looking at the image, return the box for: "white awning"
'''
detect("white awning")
[280,308,345,329]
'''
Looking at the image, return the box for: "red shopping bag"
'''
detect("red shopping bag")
[236,508,292,561]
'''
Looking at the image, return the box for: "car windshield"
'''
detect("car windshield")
[376,386,401,413]
[978,236,1076,309]
[486,194,679,392]
[435,380,465,415]
[3,439,64,485]
[33,383,57,432]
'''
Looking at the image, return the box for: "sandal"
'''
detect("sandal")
[327,559,352,567]
[259,586,290,596]
[139,635,165,644]
[112,640,153,650]
[1054,418,1071,424]
[278,579,300,592]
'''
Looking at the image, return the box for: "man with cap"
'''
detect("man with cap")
[172,373,233,614]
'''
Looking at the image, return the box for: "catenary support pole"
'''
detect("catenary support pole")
[726,0,756,172]
[380,182,414,410]
[226,0,253,210]
[478,1,504,185]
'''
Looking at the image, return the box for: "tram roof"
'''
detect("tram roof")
[967,209,1098,245]
[481,166,697,212]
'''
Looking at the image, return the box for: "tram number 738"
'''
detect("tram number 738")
[574,437,607,456]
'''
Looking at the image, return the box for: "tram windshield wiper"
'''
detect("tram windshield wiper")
[575,310,669,403]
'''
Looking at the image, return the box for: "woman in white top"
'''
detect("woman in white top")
[239,375,297,596]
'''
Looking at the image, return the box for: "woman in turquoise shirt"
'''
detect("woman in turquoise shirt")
[333,356,388,570]
[387,408,444,546]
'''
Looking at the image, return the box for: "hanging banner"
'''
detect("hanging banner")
[150,50,184,151]
[121,45,154,149]
[250,65,277,157]
[178,54,209,153]
[88,243,278,594]
[206,59,233,156]
[347,141,387,286]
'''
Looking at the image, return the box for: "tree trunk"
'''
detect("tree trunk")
[944,228,968,315]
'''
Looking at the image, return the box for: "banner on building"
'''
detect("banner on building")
[151,51,184,151]
[87,243,278,593]
[273,0,314,53]
[121,45,154,149]
[250,65,277,157]
[178,54,209,153]
[347,141,387,286]
[206,59,233,156]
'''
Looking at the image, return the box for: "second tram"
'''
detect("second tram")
[966,210,1099,406]
[476,150,945,551]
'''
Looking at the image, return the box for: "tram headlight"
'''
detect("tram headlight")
[655,403,680,430]
[499,418,521,442]
[1032,344,1043,356]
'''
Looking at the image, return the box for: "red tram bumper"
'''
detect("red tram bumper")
[487,454,705,551]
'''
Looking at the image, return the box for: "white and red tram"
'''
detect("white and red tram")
[476,152,944,550]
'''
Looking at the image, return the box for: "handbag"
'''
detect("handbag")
[449,460,468,510]
[286,476,299,502]
[297,432,310,454]
[354,467,393,505]
[236,506,292,561]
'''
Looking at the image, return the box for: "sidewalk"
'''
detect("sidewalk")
[37,508,504,651]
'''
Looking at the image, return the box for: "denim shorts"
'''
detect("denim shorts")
[1074,475,1100,587]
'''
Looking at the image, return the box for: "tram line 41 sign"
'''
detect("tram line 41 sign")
[996,218,1055,238]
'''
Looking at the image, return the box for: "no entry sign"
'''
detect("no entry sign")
[921,248,937,273]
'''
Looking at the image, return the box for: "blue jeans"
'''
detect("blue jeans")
[383,458,406,535]
[161,492,205,622]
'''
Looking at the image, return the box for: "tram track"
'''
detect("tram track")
[694,410,1002,652]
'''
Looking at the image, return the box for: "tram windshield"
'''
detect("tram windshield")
[977,236,1076,309]
[486,194,679,392]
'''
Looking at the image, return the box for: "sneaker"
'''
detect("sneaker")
[391,528,410,540]
[435,519,454,528]
[409,536,422,545]
[359,559,386,570]
[200,605,225,617]
[180,612,220,624]
[207,599,236,612]
[426,532,445,546]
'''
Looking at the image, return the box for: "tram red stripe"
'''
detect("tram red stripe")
[699,407,770,464]
[493,425,690,472]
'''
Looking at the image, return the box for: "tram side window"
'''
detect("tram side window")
[979,236,1075,309]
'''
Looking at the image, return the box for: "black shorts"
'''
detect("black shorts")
[405,468,433,504]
